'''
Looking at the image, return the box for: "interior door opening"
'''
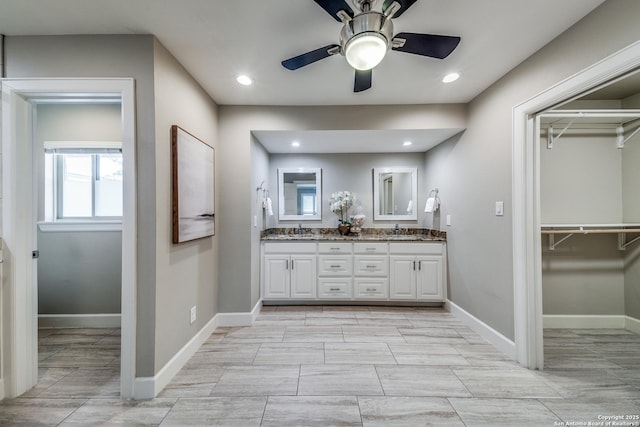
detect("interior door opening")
[35,100,124,397]
[536,69,640,370]
[1,78,136,399]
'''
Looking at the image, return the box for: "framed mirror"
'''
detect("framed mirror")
[373,167,418,221]
[278,168,322,221]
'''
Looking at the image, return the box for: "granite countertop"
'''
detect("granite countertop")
[261,227,446,242]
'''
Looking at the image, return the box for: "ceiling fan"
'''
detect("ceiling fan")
[281,0,461,92]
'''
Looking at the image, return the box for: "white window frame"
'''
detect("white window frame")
[43,141,123,227]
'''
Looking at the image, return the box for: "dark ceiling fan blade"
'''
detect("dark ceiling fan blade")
[392,32,461,59]
[382,0,418,18]
[281,44,340,70]
[354,69,372,92]
[313,0,354,22]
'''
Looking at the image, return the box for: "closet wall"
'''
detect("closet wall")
[540,98,640,323]
[622,94,640,320]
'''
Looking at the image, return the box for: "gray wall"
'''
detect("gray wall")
[542,234,625,315]
[423,0,640,340]
[38,230,122,314]
[540,133,623,224]
[218,104,466,313]
[539,126,625,316]
[268,152,426,228]
[35,103,123,316]
[152,39,219,373]
[623,91,640,319]
[250,137,270,308]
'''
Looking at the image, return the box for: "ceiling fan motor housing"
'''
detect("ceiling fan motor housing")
[340,12,394,69]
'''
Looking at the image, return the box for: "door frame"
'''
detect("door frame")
[512,40,640,369]
[1,78,137,398]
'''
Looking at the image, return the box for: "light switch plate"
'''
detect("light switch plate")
[495,201,504,216]
[190,306,197,324]
[446,214,452,226]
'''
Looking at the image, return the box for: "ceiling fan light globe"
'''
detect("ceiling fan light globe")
[345,33,388,70]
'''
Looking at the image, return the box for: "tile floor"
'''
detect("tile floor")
[1,306,639,426]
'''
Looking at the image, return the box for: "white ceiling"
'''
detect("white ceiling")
[254,128,465,153]
[0,0,606,106]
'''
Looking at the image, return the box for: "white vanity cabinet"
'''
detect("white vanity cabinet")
[263,242,317,299]
[389,243,445,301]
[261,240,446,303]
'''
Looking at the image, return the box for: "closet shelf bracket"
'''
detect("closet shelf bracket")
[617,124,640,149]
[548,233,573,251]
[547,116,580,149]
[619,233,640,250]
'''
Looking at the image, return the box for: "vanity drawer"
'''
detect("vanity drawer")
[318,278,353,299]
[354,242,388,254]
[263,242,317,254]
[353,256,388,276]
[354,278,389,299]
[389,242,444,255]
[318,242,352,254]
[318,255,353,276]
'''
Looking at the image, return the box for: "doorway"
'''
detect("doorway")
[1,79,136,399]
[34,101,124,397]
[512,40,640,370]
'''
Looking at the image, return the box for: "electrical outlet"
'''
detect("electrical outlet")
[190,306,197,324]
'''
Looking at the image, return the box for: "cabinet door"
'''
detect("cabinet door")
[291,255,317,299]
[263,255,290,299]
[416,256,443,300]
[389,255,417,299]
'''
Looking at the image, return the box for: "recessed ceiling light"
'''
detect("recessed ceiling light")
[236,75,253,86]
[403,141,412,146]
[291,141,300,147]
[443,73,459,83]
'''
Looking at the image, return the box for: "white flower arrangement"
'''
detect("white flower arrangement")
[329,191,357,224]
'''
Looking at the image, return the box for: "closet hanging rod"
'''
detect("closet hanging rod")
[542,228,640,234]
[540,109,640,118]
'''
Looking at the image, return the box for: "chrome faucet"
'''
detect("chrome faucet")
[394,224,399,236]
[298,224,303,235]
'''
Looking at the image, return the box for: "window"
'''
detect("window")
[44,143,123,221]
[297,186,317,215]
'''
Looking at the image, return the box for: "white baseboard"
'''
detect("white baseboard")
[543,315,626,329]
[132,302,262,400]
[134,314,218,400]
[38,314,121,328]
[625,316,640,334]
[216,299,262,327]
[446,300,516,361]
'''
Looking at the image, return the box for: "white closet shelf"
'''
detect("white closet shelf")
[541,224,640,251]
[540,109,640,149]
